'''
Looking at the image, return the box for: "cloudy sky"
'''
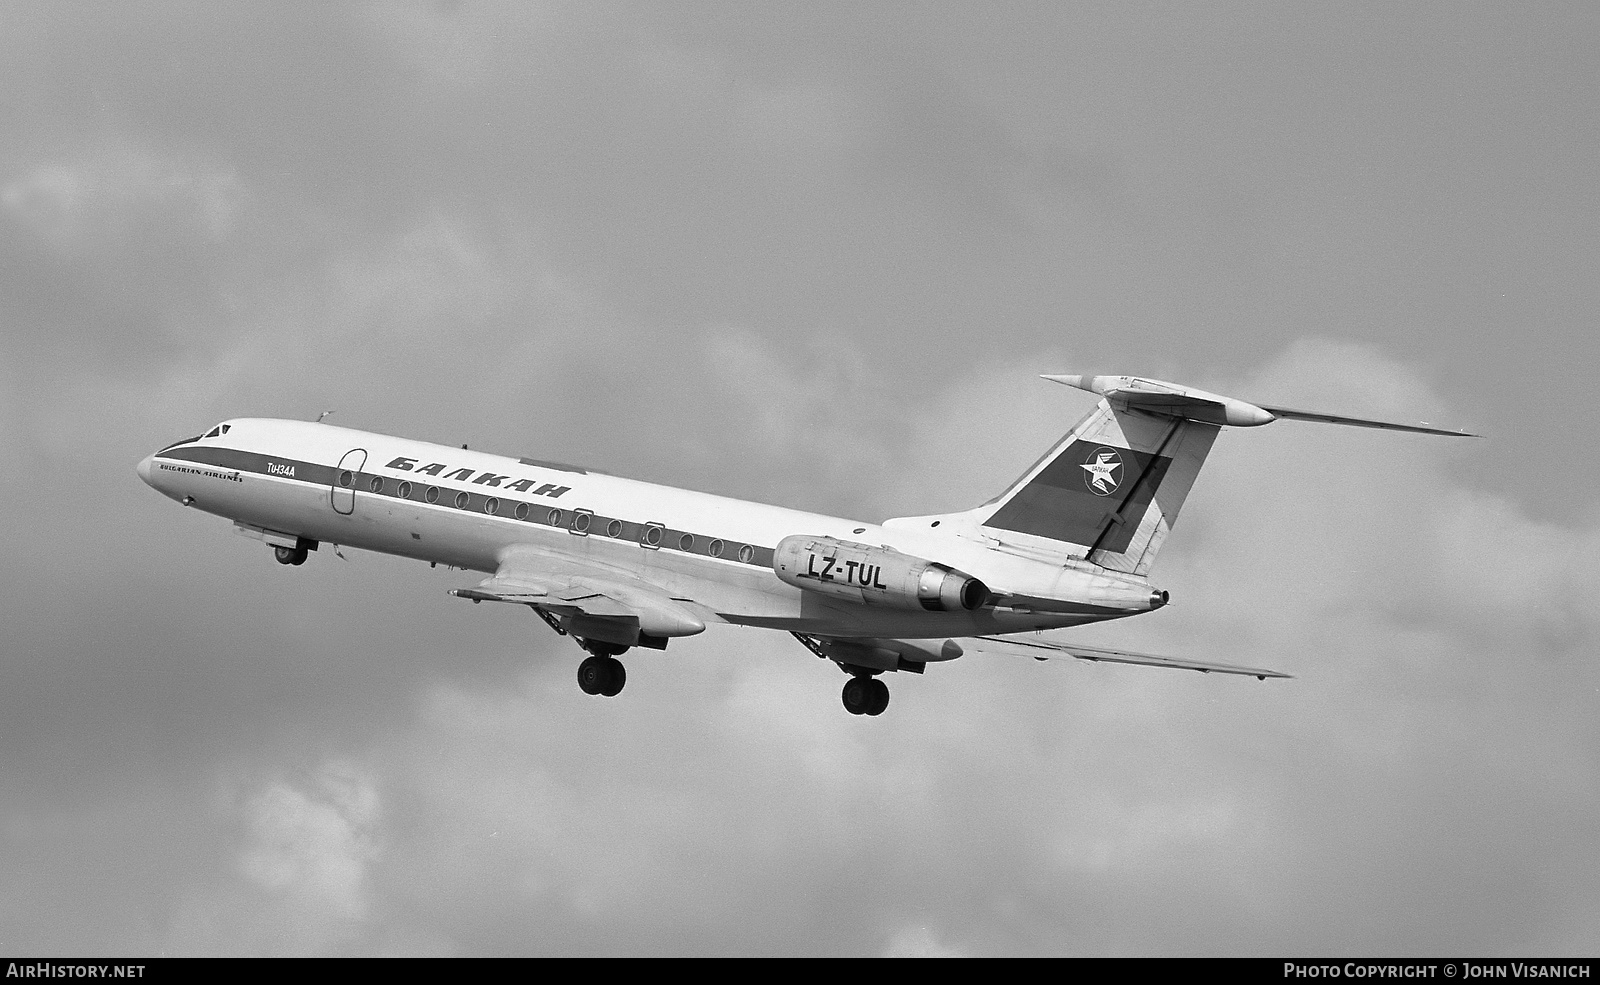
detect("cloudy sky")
[2,1,1596,956]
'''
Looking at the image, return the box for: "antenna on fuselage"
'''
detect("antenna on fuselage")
[315,410,335,423]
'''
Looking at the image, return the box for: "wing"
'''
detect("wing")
[967,634,1291,680]
[451,543,713,638]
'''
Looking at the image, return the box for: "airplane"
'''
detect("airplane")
[136,374,1473,716]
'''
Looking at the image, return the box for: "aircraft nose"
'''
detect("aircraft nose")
[136,454,154,486]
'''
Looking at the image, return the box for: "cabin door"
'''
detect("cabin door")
[331,448,367,515]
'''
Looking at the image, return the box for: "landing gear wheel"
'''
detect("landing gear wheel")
[274,545,308,566]
[599,657,625,697]
[578,656,626,697]
[866,678,890,716]
[578,656,606,695]
[842,676,874,716]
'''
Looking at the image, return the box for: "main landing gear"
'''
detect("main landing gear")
[790,634,898,717]
[577,653,626,697]
[273,544,309,566]
[529,609,634,699]
[841,675,890,717]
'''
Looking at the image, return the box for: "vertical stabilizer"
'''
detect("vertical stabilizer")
[973,399,1218,575]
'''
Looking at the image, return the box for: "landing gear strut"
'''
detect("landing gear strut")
[577,655,626,697]
[528,611,635,698]
[273,544,308,566]
[842,675,889,716]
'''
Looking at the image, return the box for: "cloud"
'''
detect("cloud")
[237,761,382,923]
[1152,339,1597,665]
[158,761,385,956]
[3,139,244,254]
[882,925,968,957]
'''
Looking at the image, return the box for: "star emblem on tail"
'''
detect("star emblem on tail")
[1081,448,1122,495]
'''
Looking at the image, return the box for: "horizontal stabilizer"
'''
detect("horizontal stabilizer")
[1043,374,1475,436]
[968,634,1291,680]
[1253,403,1476,436]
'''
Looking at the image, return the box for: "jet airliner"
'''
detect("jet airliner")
[137,374,1471,715]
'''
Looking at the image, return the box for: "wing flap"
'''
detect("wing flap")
[969,635,1291,680]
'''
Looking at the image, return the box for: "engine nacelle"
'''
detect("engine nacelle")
[773,535,989,611]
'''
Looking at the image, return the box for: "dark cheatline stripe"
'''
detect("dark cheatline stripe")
[156,445,775,570]
[160,444,338,486]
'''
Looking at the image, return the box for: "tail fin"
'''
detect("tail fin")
[954,374,1474,576]
[973,396,1217,575]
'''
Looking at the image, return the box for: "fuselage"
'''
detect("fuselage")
[137,418,1163,639]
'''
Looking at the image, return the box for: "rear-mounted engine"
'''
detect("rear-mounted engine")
[773,535,988,612]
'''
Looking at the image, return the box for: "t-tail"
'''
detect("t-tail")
[938,374,1474,577]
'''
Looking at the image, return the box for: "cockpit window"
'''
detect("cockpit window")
[204,427,221,438]
[220,424,231,434]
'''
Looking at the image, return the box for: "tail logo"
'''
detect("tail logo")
[1081,447,1123,496]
